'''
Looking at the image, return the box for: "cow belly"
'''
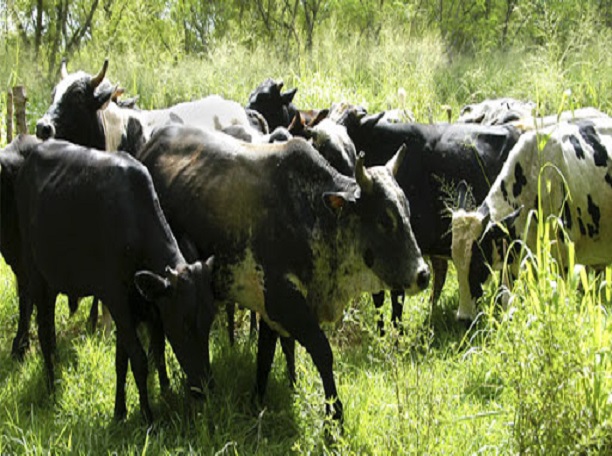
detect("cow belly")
[214,248,289,336]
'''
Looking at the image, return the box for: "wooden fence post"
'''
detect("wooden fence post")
[13,86,27,135]
[6,89,13,143]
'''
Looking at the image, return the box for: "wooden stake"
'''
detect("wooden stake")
[6,89,13,143]
[13,86,27,135]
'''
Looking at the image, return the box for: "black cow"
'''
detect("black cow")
[246,78,330,131]
[16,140,215,422]
[134,125,429,423]
[335,106,521,324]
[0,136,35,359]
[246,79,298,130]
[0,137,90,357]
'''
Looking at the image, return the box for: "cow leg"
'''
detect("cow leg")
[67,295,79,315]
[87,297,99,333]
[249,311,258,338]
[266,280,343,423]
[148,312,170,393]
[226,303,236,346]
[280,336,296,388]
[100,304,113,336]
[254,319,278,402]
[35,286,57,392]
[11,278,33,361]
[113,306,153,423]
[114,334,129,421]
[430,257,448,307]
[371,291,386,336]
[390,290,405,333]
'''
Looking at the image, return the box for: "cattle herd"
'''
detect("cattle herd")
[1,58,611,428]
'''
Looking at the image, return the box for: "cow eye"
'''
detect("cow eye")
[378,211,396,233]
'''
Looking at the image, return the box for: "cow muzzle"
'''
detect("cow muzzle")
[36,119,56,140]
[416,264,430,290]
[404,261,430,295]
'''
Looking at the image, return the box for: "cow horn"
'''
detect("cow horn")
[165,265,180,287]
[355,152,373,193]
[385,144,407,177]
[60,59,69,80]
[477,202,491,226]
[91,59,109,88]
[456,180,468,210]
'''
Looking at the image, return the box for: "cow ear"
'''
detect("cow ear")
[203,255,214,273]
[485,205,522,240]
[500,205,522,229]
[309,109,329,127]
[456,180,469,210]
[281,88,297,105]
[94,84,116,111]
[134,271,171,301]
[288,112,305,136]
[361,112,384,130]
[322,191,356,215]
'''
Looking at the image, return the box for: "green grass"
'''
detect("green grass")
[1,243,610,454]
[1,23,612,454]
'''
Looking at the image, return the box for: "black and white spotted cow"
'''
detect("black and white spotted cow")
[458,97,608,132]
[451,115,612,321]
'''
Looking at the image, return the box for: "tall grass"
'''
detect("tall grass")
[0,19,612,454]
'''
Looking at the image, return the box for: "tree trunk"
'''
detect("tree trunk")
[35,0,44,57]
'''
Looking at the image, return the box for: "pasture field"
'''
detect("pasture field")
[1,25,612,454]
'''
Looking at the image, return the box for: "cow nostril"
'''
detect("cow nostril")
[36,122,55,140]
[416,266,430,290]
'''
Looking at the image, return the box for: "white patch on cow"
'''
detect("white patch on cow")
[308,232,385,324]
[142,95,262,138]
[451,209,485,321]
[217,246,269,320]
[381,109,415,124]
[455,115,612,316]
[99,103,150,152]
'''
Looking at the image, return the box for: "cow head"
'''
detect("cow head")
[452,191,522,322]
[134,256,216,395]
[36,59,114,150]
[291,112,357,177]
[325,145,430,294]
[246,79,298,130]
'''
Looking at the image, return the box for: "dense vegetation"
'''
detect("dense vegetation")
[1,1,612,454]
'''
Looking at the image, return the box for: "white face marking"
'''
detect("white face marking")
[51,71,89,105]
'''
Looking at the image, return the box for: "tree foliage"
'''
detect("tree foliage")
[1,0,611,75]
